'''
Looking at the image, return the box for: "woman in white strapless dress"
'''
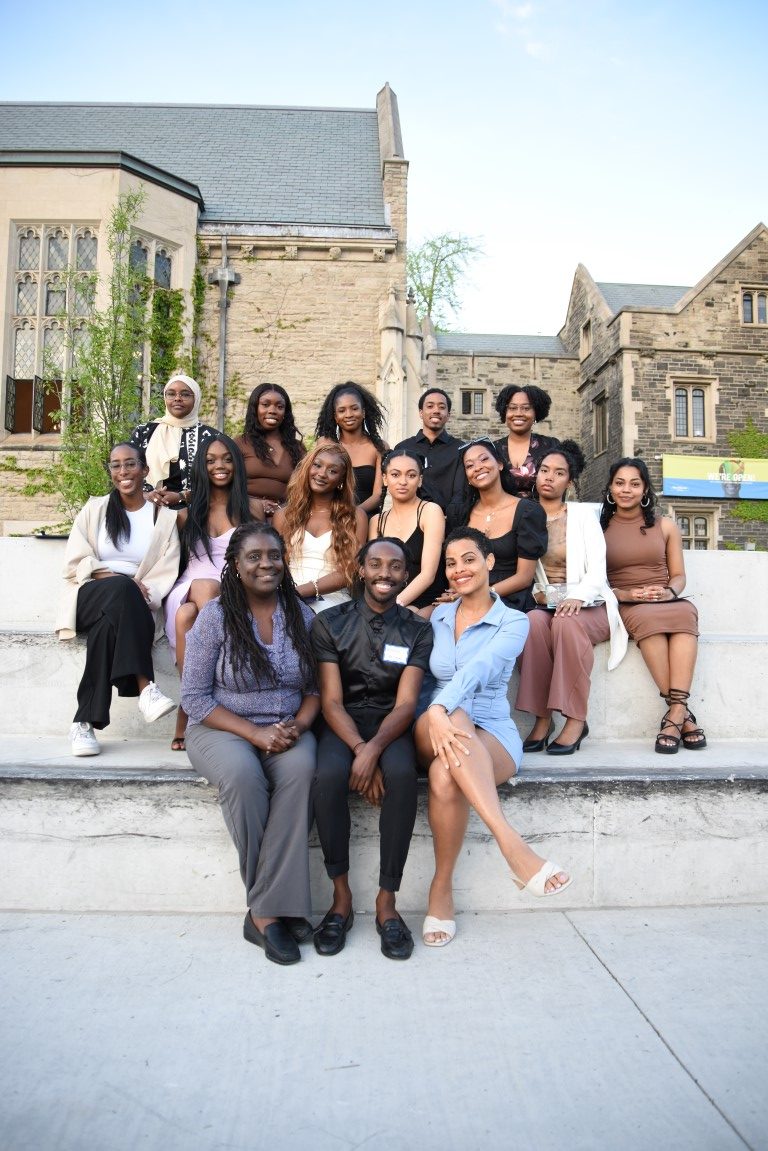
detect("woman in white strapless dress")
[163,434,263,747]
[273,443,367,614]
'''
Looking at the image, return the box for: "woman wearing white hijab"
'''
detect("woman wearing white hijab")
[130,374,218,509]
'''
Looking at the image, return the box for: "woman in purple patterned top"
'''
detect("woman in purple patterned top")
[493,384,560,498]
[182,523,320,966]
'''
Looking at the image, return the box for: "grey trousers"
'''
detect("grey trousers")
[185,725,316,918]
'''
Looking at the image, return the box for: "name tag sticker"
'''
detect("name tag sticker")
[382,643,409,665]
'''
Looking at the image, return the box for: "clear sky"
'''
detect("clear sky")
[2,0,766,336]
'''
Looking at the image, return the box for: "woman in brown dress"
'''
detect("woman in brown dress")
[234,384,306,516]
[601,457,706,754]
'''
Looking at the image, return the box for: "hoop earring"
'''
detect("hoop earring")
[606,493,615,506]
[640,494,651,508]
[335,424,341,441]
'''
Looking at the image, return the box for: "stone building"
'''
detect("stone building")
[424,223,768,549]
[0,85,419,531]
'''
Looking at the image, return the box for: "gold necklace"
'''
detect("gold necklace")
[458,599,491,623]
[546,506,567,524]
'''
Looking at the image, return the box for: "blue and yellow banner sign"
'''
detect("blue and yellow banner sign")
[662,455,768,499]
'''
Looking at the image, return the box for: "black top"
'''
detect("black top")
[493,432,561,498]
[393,429,466,510]
[376,501,447,608]
[130,421,218,492]
[352,463,376,508]
[487,498,548,613]
[311,598,433,717]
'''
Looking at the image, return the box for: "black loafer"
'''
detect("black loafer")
[243,914,300,965]
[281,916,314,944]
[313,908,354,956]
[376,914,414,961]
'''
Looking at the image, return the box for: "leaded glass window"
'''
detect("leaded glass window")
[74,280,94,317]
[18,230,40,271]
[45,278,67,316]
[130,239,148,276]
[72,325,89,370]
[14,325,36,378]
[44,324,66,372]
[154,248,172,289]
[47,230,69,271]
[16,276,37,316]
[674,388,688,437]
[76,231,98,271]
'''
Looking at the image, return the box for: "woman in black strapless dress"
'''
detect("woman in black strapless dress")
[315,382,388,515]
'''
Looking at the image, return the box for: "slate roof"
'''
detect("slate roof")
[0,102,387,228]
[435,333,573,358]
[596,282,691,314]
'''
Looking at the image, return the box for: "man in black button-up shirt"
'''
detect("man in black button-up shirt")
[310,538,433,960]
[393,387,466,510]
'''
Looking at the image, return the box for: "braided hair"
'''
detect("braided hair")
[314,382,388,453]
[183,433,255,566]
[599,457,657,530]
[242,383,305,466]
[217,523,316,689]
[104,443,146,547]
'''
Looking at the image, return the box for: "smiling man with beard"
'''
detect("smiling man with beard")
[393,388,466,510]
[310,538,434,960]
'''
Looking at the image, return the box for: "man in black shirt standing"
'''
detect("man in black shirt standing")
[311,538,433,960]
[393,387,466,510]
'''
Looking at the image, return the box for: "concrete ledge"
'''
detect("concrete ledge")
[2,737,766,915]
[3,627,763,740]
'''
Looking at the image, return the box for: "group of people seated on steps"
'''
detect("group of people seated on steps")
[55,374,706,962]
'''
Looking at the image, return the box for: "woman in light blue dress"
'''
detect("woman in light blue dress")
[414,527,573,946]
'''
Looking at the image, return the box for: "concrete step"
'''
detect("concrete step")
[2,736,766,915]
[3,627,762,741]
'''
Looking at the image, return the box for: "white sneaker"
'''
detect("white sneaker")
[138,681,176,723]
[70,722,100,757]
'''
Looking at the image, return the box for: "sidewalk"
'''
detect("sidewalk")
[1,906,765,1150]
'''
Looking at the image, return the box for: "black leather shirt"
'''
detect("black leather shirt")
[311,598,433,716]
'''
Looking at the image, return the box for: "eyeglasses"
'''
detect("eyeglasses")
[165,390,195,401]
[108,459,141,471]
[506,405,533,414]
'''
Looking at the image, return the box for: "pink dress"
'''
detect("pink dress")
[164,527,234,653]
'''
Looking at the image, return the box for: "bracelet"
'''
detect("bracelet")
[668,588,679,599]
[312,579,320,600]
[352,740,366,753]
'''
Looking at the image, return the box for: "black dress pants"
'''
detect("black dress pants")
[73,576,155,729]
[313,713,418,892]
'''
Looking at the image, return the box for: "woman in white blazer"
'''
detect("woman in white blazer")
[515,442,627,754]
[56,442,180,757]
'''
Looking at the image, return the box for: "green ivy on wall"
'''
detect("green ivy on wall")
[727,418,768,526]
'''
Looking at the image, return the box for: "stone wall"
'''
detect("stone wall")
[197,236,405,440]
[429,352,579,445]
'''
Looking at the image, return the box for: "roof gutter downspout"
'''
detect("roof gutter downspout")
[208,235,240,429]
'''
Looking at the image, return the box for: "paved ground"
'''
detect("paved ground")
[1,906,766,1150]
